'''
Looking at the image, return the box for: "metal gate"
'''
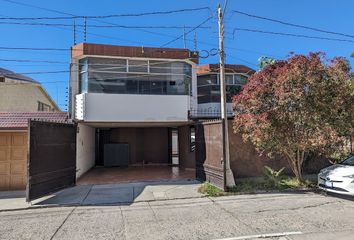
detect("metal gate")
[27,120,76,202]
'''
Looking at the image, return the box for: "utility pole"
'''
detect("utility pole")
[218,3,236,189]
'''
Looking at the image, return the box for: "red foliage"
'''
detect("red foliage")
[233,52,354,181]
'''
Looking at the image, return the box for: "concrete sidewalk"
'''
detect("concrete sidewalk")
[0,179,203,211]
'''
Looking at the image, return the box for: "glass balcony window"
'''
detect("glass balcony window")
[78,57,192,95]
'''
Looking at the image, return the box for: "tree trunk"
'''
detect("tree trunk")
[285,150,305,183]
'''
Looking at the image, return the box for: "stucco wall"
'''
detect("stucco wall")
[76,93,190,122]
[0,83,57,112]
[76,123,96,179]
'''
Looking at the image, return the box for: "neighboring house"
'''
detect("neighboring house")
[195,64,255,118]
[0,68,59,112]
[69,43,199,179]
[0,112,68,190]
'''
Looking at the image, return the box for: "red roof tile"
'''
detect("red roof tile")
[0,112,68,129]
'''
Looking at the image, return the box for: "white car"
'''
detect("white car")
[318,155,354,196]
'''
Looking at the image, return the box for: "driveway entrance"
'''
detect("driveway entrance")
[30,179,203,206]
[77,166,196,185]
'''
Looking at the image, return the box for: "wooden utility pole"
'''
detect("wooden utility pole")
[218,4,236,189]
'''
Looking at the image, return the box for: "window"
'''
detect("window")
[340,155,354,166]
[128,60,148,73]
[78,57,192,95]
[197,75,218,86]
[225,75,234,85]
[89,57,126,73]
[38,101,52,111]
[190,126,196,152]
[234,74,247,84]
[0,77,4,82]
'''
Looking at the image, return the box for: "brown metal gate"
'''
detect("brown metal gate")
[195,121,225,190]
[27,120,76,202]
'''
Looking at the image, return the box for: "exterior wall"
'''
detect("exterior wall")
[228,127,291,178]
[190,67,198,113]
[69,59,79,118]
[0,82,57,112]
[76,93,190,122]
[195,122,224,189]
[104,127,169,165]
[196,120,330,180]
[76,123,96,179]
[178,125,196,169]
[71,43,198,63]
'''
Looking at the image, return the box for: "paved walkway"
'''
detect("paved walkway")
[0,179,203,211]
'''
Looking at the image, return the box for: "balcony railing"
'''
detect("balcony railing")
[189,109,234,119]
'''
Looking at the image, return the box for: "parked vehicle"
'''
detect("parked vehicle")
[318,155,354,195]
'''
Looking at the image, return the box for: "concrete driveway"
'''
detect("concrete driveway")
[0,179,203,210]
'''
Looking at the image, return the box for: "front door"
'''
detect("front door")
[27,120,76,202]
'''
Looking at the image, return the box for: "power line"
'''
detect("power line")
[0,21,211,29]
[160,16,213,47]
[1,0,213,45]
[232,10,354,39]
[5,70,70,75]
[0,58,68,63]
[0,46,72,51]
[0,1,210,20]
[232,28,354,43]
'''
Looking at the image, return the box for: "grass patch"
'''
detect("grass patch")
[229,176,317,194]
[199,176,317,196]
[280,177,316,189]
[198,183,224,197]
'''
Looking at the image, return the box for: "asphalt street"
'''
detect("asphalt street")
[1,192,354,240]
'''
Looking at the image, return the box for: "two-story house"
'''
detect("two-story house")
[0,68,59,112]
[0,68,64,191]
[69,43,199,182]
[195,64,255,118]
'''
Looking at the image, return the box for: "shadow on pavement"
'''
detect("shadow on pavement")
[325,192,354,201]
[31,179,203,207]
[0,191,25,200]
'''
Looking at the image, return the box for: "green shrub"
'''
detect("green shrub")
[263,166,285,188]
[198,183,223,197]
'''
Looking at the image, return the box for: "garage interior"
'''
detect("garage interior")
[76,124,196,185]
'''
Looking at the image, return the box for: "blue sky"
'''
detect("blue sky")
[1,0,353,110]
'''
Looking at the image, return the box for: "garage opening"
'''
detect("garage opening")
[76,124,196,185]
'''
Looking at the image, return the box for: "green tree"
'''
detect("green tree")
[233,53,354,182]
[258,56,275,70]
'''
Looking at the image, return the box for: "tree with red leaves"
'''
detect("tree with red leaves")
[233,53,354,182]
